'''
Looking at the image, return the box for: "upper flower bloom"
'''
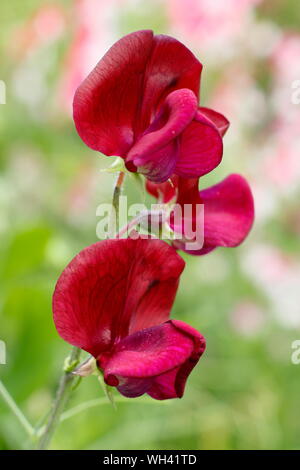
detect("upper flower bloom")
[146,174,254,255]
[73,30,228,183]
[53,238,206,400]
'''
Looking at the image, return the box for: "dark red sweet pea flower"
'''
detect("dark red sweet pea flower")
[73,30,228,183]
[53,238,206,400]
[146,174,254,255]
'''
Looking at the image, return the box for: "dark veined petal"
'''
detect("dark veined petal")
[138,34,202,133]
[198,107,230,137]
[53,238,185,357]
[174,109,223,178]
[73,30,202,157]
[102,320,206,400]
[73,30,154,156]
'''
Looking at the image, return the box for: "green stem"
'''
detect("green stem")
[59,396,168,422]
[0,379,34,438]
[109,171,125,237]
[37,346,81,450]
[38,171,125,448]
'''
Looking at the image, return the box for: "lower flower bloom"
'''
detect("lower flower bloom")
[53,238,206,400]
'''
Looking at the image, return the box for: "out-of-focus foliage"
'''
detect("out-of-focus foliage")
[0,0,299,450]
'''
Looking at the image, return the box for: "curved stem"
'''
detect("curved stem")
[0,380,34,437]
[116,212,146,239]
[37,346,81,450]
[38,172,125,449]
[60,396,168,423]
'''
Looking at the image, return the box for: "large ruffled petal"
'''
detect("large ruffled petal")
[73,30,153,156]
[174,110,223,178]
[53,238,185,357]
[73,30,202,157]
[101,320,206,400]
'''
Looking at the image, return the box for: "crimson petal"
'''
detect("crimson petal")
[146,176,178,203]
[198,107,230,137]
[175,110,223,178]
[126,89,198,182]
[73,30,202,157]
[175,174,254,255]
[73,30,153,156]
[139,34,202,133]
[200,173,254,248]
[103,320,206,399]
[53,239,185,357]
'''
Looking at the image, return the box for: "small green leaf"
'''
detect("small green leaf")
[99,157,125,173]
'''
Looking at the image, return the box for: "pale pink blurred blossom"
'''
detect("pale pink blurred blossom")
[271,34,300,85]
[262,139,300,193]
[250,180,277,222]
[59,0,120,113]
[270,34,300,115]
[253,34,300,197]
[166,0,262,61]
[242,245,300,328]
[210,66,266,133]
[9,4,65,58]
[231,301,265,336]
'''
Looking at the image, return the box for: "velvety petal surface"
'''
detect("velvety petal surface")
[175,110,223,178]
[138,34,202,133]
[73,30,154,156]
[174,174,254,255]
[199,173,254,248]
[73,30,202,157]
[53,238,185,357]
[102,320,206,399]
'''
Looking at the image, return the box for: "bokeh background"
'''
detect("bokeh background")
[1,0,300,450]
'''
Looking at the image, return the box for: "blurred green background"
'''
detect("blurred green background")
[0,0,300,450]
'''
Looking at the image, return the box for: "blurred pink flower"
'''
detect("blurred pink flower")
[231,301,265,336]
[166,0,262,59]
[269,34,300,121]
[9,4,65,58]
[262,123,300,195]
[242,245,300,328]
[59,0,120,113]
[271,34,300,84]
[261,34,300,193]
[210,67,266,131]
